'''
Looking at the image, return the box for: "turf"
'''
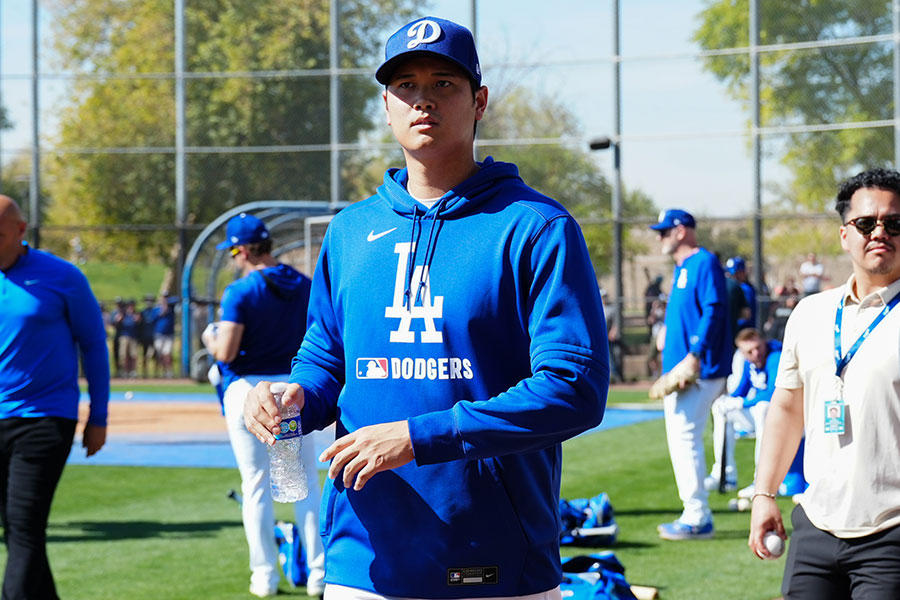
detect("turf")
[0,390,794,599]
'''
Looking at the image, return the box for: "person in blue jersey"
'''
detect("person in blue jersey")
[243,16,609,600]
[0,194,109,599]
[726,256,757,331]
[750,169,900,598]
[113,298,141,377]
[152,294,176,378]
[139,294,158,377]
[202,213,324,598]
[705,328,783,498]
[648,208,731,540]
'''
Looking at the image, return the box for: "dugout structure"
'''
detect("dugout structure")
[180,201,342,378]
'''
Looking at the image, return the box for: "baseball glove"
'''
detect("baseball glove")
[648,360,699,400]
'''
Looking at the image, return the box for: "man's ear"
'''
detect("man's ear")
[474,86,488,121]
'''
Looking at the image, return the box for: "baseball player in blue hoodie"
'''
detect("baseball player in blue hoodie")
[243,16,609,600]
[203,213,323,598]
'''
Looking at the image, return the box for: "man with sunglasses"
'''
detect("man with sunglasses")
[202,213,323,597]
[750,168,900,598]
[649,208,732,540]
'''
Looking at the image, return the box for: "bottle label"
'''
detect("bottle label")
[276,417,301,441]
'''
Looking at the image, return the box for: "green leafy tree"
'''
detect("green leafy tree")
[43,0,418,264]
[0,104,11,131]
[693,0,891,256]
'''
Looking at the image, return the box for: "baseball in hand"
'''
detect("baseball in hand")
[763,531,785,558]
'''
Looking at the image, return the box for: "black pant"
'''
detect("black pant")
[783,504,900,599]
[0,417,76,600]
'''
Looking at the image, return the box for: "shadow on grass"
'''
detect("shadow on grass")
[613,507,683,517]
[45,519,240,542]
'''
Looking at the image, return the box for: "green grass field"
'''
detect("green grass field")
[1,390,793,600]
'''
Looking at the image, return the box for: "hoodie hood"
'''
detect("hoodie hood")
[377,156,523,219]
[258,263,308,299]
[375,156,525,309]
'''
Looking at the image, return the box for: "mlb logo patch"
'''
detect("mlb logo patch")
[357,358,388,379]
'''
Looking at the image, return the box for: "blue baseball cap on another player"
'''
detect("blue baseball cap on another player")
[649,209,696,231]
[375,17,481,86]
[726,256,746,274]
[216,213,270,250]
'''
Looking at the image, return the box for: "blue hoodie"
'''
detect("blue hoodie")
[291,158,609,598]
[218,263,312,389]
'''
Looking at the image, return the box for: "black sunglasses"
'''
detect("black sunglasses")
[845,215,900,237]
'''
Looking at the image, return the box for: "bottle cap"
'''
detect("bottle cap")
[270,382,288,394]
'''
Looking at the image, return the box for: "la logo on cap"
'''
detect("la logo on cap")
[407,19,441,49]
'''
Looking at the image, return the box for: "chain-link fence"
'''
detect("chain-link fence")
[0,0,896,378]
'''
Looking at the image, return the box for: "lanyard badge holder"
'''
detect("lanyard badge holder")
[831,291,900,434]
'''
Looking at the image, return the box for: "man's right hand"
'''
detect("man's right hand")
[748,495,785,559]
[243,381,304,445]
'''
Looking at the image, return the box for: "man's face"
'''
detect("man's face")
[839,187,900,283]
[383,56,487,160]
[657,226,680,256]
[0,209,26,271]
[737,336,767,369]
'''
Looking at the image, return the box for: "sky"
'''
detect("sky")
[0,0,767,217]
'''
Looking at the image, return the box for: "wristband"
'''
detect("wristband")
[751,492,776,502]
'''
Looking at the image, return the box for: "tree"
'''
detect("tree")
[43,0,418,264]
[0,104,10,132]
[693,0,892,256]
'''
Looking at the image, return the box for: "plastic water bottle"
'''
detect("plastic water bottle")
[268,382,308,502]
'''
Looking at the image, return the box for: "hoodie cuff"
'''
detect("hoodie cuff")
[407,409,466,466]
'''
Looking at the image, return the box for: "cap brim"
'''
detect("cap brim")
[376,51,477,85]
[649,223,671,231]
[215,240,232,250]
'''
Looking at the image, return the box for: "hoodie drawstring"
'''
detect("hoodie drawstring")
[403,205,421,309]
[403,201,445,309]
[416,202,443,304]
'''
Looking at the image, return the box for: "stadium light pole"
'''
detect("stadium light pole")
[589,136,624,348]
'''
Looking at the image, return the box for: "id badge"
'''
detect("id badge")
[824,399,845,434]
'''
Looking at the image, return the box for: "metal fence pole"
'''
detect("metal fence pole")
[894,0,900,166]
[612,0,624,337]
[30,0,40,247]
[751,0,764,310]
[329,0,341,210]
[175,0,187,374]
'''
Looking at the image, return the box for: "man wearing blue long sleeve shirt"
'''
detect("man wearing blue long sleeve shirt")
[650,208,731,540]
[0,195,109,599]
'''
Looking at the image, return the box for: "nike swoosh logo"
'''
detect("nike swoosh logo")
[24,280,39,285]
[367,228,397,242]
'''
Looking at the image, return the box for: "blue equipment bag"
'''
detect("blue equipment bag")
[274,521,308,587]
[560,553,637,600]
[559,493,618,546]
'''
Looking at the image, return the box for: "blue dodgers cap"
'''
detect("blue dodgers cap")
[649,209,696,231]
[215,213,270,250]
[375,17,481,85]
[726,256,746,274]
